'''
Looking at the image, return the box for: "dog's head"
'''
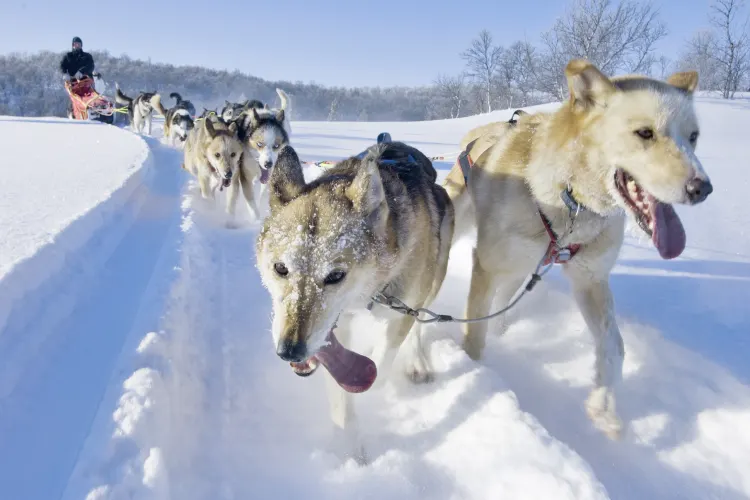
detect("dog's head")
[563,59,711,259]
[172,108,194,141]
[203,117,243,188]
[255,146,382,393]
[241,108,289,184]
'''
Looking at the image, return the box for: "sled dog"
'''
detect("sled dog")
[114,85,161,135]
[221,99,264,122]
[443,59,713,439]
[248,88,292,136]
[153,94,196,146]
[256,141,454,461]
[182,115,245,209]
[233,107,291,212]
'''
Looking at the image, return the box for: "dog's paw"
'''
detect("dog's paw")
[462,338,484,361]
[350,444,369,467]
[585,387,624,440]
[406,368,434,384]
[403,354,434,384]
[329,428,369,466]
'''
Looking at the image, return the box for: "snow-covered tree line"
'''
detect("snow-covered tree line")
[433,0,750,119]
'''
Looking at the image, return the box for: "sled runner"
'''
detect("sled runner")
[64,76,117,124]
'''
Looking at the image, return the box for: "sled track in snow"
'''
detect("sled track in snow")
[0,136,186,500]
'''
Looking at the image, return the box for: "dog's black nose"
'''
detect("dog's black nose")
[264,160,273,169]
[223,170,233,179]
[276,337,307,362]
[686,177,713,204]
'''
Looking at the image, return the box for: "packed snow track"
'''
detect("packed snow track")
[0,99,748,500]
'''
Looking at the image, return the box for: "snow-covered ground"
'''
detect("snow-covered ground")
[0,97,748,500]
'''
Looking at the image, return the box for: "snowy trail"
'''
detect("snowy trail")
[0,135,186,500]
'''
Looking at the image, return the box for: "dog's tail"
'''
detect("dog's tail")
[276,88,291,116]
[150,94,168,117]
[114,83,133,108]
[170,92,183,105]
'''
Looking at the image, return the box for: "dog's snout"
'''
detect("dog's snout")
[276,337,307,363]
[685,177,713,204]
[263,160,273,170]
[223,170,233,180]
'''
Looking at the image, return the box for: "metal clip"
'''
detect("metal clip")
[555,248,572,263]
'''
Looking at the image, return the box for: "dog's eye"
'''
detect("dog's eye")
[257,142,265,148]
[634,128,654,140]
[689,131,699,143]
[323,270,346,286]
[230,152,236,158]
[274,262,288,277]
[214,152,221,158]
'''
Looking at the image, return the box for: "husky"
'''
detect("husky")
[114,84,161,135]
[234,107,290,211]
[153,95,195,147]
[221,99,264,122]
[256,141,455,461]
[182,115,245,208]
[442,59,713,439]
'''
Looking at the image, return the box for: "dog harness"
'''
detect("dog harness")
[456,109,585,266]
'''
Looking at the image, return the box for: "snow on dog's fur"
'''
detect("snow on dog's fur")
[256,142,454,462]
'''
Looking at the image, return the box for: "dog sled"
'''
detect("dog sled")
[64,75,117,124]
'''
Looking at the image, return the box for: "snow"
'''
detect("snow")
[0,96,748,500]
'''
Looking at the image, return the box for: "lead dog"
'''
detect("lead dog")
[256,141,454,461]
[443,59,713,438]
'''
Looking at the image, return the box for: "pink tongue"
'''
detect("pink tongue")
[259,168,270,184]
[314,331,377,393]
[651,198,686,259]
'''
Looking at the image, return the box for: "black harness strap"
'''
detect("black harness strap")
[459,110,526,184]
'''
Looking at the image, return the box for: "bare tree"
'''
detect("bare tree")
[710,0,749,98]
[538,0,667,96]
[327,95,339,121]
[674,30,724,91]
[462,30,503,112]
[433,73,466,118]
[505,41,540,106]
[653,55,672,79]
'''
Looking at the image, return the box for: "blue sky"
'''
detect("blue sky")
[2,0,712,87]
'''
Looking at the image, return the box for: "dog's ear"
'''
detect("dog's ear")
[264,102,270,110]
[204,117,218,139]
[565,59,616,108]
[666,71,699,94]
[275,109,285,123]
[346,157,388,234]
[269,146,306,211]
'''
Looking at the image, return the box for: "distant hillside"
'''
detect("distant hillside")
[0,51,444,121]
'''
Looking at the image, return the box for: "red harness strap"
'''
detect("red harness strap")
[538,208,581,265]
